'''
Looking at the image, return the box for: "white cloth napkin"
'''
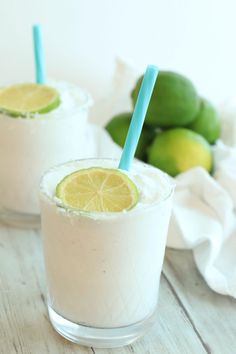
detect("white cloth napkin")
[89,59,236,298]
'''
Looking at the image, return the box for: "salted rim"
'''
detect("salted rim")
[39,158,175,219]
[0,81,92,120]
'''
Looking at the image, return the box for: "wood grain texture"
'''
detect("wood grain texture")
[164,249,236,354]
[0,224,235,354]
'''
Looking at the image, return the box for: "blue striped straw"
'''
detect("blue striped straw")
[32,24,46,84]
[118,65,159,171]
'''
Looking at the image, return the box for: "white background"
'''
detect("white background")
[0,0,236,107]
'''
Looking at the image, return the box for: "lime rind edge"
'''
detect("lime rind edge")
[55,167,140,212]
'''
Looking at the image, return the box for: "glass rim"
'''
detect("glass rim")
[0,82,93,121]
[39,157,175,219]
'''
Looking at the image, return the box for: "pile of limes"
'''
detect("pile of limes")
[106,71,221,177]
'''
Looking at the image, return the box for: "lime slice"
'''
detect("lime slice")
[0,83,60,117]
[56,167,139,212]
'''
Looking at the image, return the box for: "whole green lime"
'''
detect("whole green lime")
[105,112,154,161]
[131,71,200,128]
[147,128,212,177]
[187,98,220,144]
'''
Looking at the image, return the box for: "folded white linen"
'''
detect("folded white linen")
[91,124,236,298]
[89,59,236,298]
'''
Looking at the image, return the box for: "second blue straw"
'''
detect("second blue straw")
[32,24,46,84]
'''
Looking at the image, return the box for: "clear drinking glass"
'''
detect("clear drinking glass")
[0,82,93,228]
[40,158,174,348]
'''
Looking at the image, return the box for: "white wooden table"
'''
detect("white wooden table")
[1,223,236,354]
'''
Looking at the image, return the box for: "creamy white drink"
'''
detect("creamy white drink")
[0,82,93,223]
[40,158,174,347]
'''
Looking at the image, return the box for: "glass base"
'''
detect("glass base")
[0,208,40,229]
[48,305,156,348]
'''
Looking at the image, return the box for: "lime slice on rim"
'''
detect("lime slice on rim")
[0,83,60,117]
[56,167,139,212]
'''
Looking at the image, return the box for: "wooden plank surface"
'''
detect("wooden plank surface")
[0,224,235,354]
[164,249,236,354]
